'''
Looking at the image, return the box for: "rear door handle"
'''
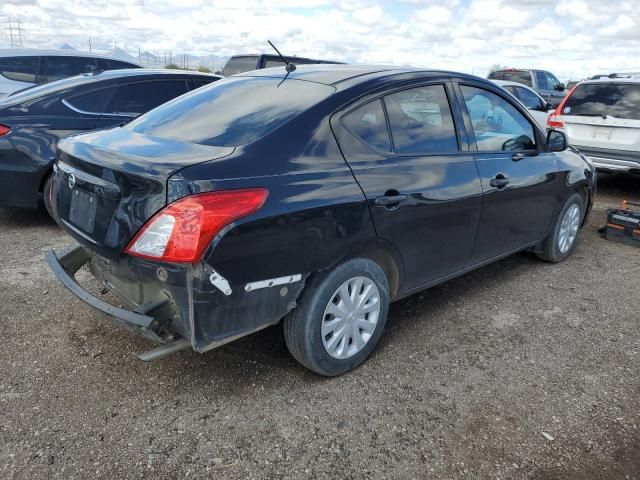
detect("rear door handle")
[374,194,408,208]
[489,175,510,189]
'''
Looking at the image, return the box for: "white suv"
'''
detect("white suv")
[0,49,141,97]
[548,78,640,173]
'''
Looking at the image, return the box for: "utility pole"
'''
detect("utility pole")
[7,19,24,48]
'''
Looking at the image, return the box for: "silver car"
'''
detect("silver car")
[492,79,555,129]
[0,49,141,97]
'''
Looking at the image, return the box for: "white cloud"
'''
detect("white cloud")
[0,0,638,80]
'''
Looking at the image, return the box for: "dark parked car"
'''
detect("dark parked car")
[0,49,142,97]
[0,69,220,209]
[488,68,567,107]
[222,54,342,76]
[47,66,596,376]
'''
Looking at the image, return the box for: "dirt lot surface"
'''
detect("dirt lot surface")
[0,173,638,479]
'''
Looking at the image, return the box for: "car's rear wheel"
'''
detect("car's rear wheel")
[536,192,584,262]
[43,172,54,218]
[283,258,389,376]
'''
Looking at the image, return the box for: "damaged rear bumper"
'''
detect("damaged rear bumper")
[46,245,179,345]
[46,244,307,359]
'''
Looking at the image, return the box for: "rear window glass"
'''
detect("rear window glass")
[105,80,189,116]
[0,74,95,106]
[384,85,458,154]
[128,76,335,147]
[66,87,116,113]
[502,71,533,87]
[0,56,39,83]
[342,99,390,152]
[563,83,640,120]
[46,56,97,81]
[222,56,259,76]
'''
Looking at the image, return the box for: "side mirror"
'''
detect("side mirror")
[547,130,567,152]
[545,102,555,111]
[555,82,565,91]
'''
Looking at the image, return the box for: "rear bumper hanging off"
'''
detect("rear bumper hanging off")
[46,245,176,345]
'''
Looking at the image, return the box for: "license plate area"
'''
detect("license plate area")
[69,189,98,233]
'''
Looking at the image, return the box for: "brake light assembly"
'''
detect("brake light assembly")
[547,84,578,129]
[0,124,11,136]
[125,188,269,263]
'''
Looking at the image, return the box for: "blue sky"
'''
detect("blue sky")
[2,0,638,80]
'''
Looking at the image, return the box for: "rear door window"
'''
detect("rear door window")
[384,85,459,154]
[502,71,532,87]
[46,56,97,81]
[0,56,39,83]
[65,87,117,114]
[104,79,189,116]
[563,83,640,120]
[535,71,549,90]
[514,86,544,110]
[461,85,536,151]
[342,99,391,152]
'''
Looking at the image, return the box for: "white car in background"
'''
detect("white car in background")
[548,77,640,173]
[0,49,141,97]
[492,79,555,129]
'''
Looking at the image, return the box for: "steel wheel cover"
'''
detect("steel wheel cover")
[321,276,381,359]
[558,203,580,254]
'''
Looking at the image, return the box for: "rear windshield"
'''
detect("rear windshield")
[564,83,640,120]
[222,56,259,76]
[128,76,335,147]
[0,74,94,105]
[501,71,533,87]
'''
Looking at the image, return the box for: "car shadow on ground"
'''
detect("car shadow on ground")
[595,172,640,199]
[0,206,56,228]
[144,249,541,391]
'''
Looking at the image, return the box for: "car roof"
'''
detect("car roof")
[580,77,640,85]
[0,48,142,65]
[237,64,482,87]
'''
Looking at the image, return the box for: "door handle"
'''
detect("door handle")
[374,194,408,208]
[512,152,526,161]
[489,175,510,189]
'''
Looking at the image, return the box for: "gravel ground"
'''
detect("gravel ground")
[0,173,638,479]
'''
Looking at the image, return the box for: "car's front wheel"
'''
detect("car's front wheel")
[284,258,389,376]
[536,192,584,262]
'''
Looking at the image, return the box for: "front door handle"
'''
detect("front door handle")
[374,194,408,208]
[489,175,510,189]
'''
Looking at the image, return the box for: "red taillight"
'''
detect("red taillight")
[0,124,11,136]
[125,188,268,263]
[547,84,578,129]
[547,112,564,129]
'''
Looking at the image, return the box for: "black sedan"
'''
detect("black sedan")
[0,69,220,209]
[47,65,596,376]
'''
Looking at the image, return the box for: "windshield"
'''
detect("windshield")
[564,83,640,120]
[222,56,259,76]
[128,76,335,147]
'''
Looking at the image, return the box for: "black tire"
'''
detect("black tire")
[43,172,54,218]
[536,192,584,263]
[284,258,389,376]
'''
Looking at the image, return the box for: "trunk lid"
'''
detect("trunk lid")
[563,114,640,151]
[52,127,234,259]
